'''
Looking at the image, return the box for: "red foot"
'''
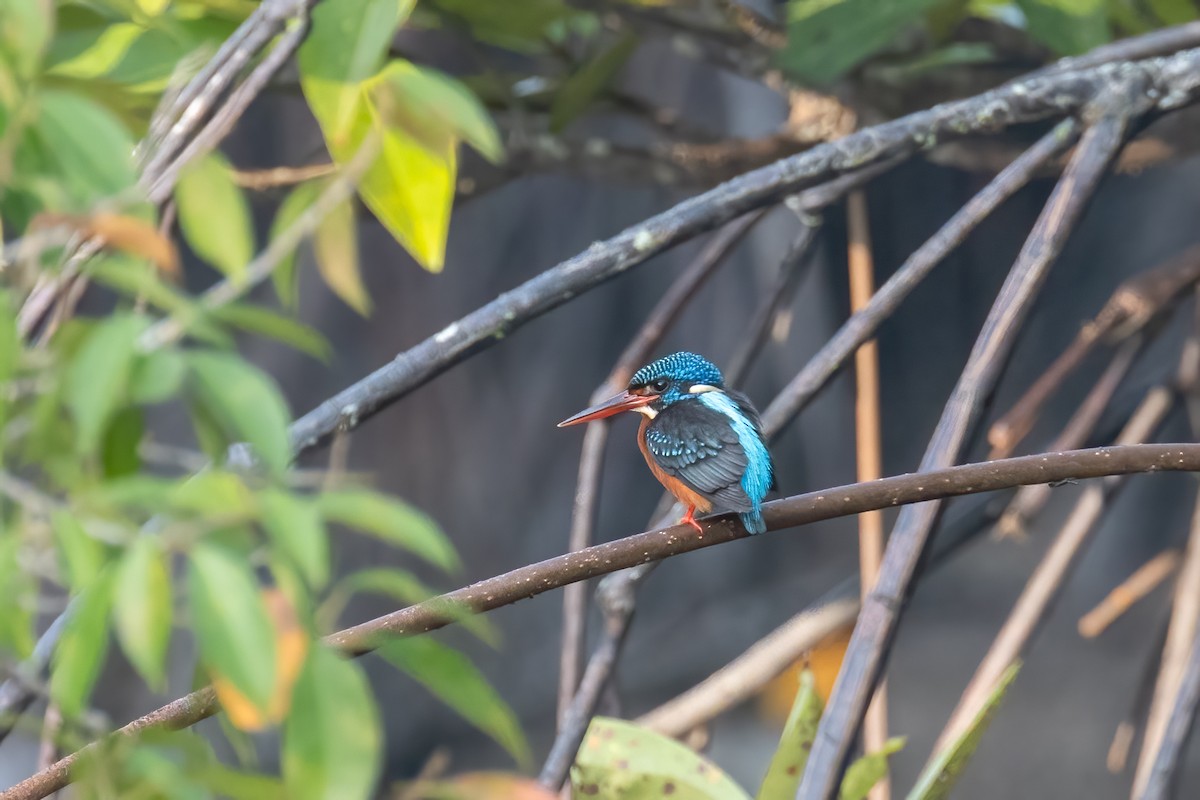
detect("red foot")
[680,506,704,534]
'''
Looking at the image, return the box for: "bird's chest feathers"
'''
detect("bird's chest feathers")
[637,415,713,512]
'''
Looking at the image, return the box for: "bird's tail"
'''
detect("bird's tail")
[740,507,766,535]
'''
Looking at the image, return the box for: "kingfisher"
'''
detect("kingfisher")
[558,352,775,535]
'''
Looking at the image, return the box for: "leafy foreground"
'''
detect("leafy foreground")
[569,664,1021,800]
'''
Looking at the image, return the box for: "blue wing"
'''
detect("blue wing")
[644,399,757,512]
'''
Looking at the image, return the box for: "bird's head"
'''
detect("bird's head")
[558,352,724,426]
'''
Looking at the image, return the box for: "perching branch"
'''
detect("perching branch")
[7,444,1200,800]
[796,86,1142,800]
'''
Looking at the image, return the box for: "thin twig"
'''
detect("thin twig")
[845,189,889,800]
[1109,616,1171,774]
[796,91,1140,800]
[932,382,1175,756]
[231,162,337,190]
[8,444,1200,800]
[1133,481,1200,795]
[637,598,858,737]
[1079,550,1180,639]
[989,244,1200,459]
[996,334,1147,539]
[759,119,1081,436]
[144,13,310,203]
[1137,633,1200,800]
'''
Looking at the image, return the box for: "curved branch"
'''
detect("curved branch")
[288,48,1200,455]
[6,444,1200,800]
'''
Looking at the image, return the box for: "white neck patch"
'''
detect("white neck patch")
[633,405,658,419]
[688,384,720,394]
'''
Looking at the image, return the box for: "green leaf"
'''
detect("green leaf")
[259,489,330,589]
[210,304,332,361]
[269,181,322,307]
[378,637,529,765]
[840,737,904,800]
[361,73,456,271]
[171,471,256,519]
[907,662,1021,800]
[175,152,255,279]
[778,0,939,84]
[188,542,277,712]
[422,0,572,52]
[756,669,823,800]
[185,350,292,476]
[52,511,109,592]
[313,194,370,314]
[51,572,114,717]
[0,0,52,80]
[65,313,147,457]
[369,59,503,162]
[550,34,637,132]
[571,717,751,800]
[301,1,458,273]
[318,566,497,644]
[1146,0,1198,25]
[130,349,187,404]
[298,0,415,151]
[1014,0,1109,55]
[316,489,458,571]
[33,90,137,204]
[102,406,143,477]
[0,536,34,658]
[47,22,141,79]
[113,536,172,689]
[283,645,381,800]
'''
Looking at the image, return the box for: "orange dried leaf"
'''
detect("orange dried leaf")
[213,588,309,731]
[31,211,179,276]
[758,625,852,722]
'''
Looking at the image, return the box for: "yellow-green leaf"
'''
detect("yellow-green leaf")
[369,59,503,162]
[907,662,1021,800]
[756,669,823,800]
[572,717,750,800]
[840,737,904,800]
[1013,0,1109,55]
[313,194,370,314]
[113,537,172,689]
[549,34,637,132]
[379,637,529,765]
[269,181,321,307]
[175,152,255,279]
[188,542,277,713]
[283,645,381,800]
[298,0,414,151]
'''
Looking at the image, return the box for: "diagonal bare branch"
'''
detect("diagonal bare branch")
[795,86,1144,800]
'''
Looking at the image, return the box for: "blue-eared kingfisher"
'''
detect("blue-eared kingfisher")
[558,352,775,535]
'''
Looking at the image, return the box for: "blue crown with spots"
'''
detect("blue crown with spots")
[630,352,724,388]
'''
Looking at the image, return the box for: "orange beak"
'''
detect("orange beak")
[557,391,653,427]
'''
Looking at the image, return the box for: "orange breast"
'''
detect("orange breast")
[637,416,712,513]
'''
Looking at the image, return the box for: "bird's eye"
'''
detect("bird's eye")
[649,379,669,393]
